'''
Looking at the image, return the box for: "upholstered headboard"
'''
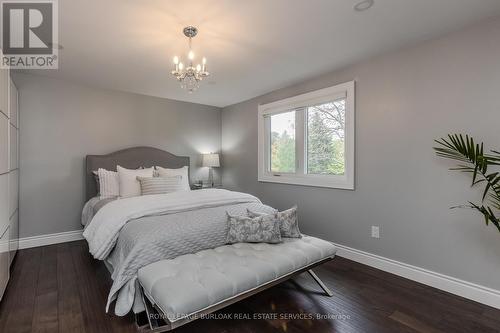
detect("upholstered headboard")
[85,147,190,200]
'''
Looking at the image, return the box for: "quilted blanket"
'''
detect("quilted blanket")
[83,189,275,315]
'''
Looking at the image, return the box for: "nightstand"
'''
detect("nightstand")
[191,184,223,190]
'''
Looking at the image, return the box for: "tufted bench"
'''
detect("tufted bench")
[137,236,336,331]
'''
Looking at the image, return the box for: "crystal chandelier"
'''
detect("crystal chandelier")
[171,26,209,93]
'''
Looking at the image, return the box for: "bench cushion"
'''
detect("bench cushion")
[138,236,336,322]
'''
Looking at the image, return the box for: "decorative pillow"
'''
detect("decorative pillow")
[247,206,301,238]
[137,176,184,195]
[117,165,154,198]
[92,171,100,195]
[156,166,190,191]
[96,168,120,198]
[226,213,282,244]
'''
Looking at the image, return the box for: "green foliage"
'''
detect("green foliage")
[434,134,500,232]
[270,102,346,175]
[271,130,295,173]
[307,111,345,175]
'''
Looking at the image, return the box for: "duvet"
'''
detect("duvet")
[82,189,275,316]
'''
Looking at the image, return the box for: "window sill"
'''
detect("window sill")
[258,174,354,190]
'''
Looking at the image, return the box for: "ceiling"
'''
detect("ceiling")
[20,0,500,107]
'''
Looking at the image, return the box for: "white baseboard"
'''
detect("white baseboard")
[19,230,84,249]
[332,242,500,310]
[16,231,500,309]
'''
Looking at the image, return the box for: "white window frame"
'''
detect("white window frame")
[258,81,355,189]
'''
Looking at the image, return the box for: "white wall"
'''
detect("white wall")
[14,73,221,238]
[222,17,500,291]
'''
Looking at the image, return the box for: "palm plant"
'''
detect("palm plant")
[434,134,500,232]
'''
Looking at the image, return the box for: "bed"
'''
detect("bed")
[83,147,277,315]
[82,147,336,331]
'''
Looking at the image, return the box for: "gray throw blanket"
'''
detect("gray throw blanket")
[84,190,275,316]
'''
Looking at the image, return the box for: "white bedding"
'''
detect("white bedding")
[82,189,275,315]
[83,189,261,260]
[81,196,100,227]
[81,196,116,227]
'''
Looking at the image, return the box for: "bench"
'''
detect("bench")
[137,236,336,332]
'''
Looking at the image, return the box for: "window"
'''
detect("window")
[258,81,355,189]
[307,99,346,175]
[270,111,295,173]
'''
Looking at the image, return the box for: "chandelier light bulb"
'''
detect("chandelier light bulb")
[202,57,206,65]
[188,50,195,60]
[196,64,201,72]
[173,56,179,64]
[178,62,184,70]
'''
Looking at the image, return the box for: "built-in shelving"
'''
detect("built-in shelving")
[0,50,19,301]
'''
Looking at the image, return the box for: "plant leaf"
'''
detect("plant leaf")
[435,134,500,232]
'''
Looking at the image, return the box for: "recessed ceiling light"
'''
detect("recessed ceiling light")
[354,0,374,12]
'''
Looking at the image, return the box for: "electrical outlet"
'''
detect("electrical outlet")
[371,226,380,239]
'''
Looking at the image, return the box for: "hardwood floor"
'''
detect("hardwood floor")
[0,241,499,333]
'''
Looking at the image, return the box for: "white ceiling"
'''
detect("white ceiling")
[20,0,500,107]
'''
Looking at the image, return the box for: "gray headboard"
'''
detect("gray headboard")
[85,146,190,200]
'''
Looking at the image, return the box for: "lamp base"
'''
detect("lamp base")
[208,167,214,188]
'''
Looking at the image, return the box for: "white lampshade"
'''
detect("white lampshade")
[202,153,220,167]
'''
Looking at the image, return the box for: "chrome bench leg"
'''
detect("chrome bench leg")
[307,269,333,297]
[140,289,173,332]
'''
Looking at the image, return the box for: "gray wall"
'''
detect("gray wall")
[14,73,221,238]
[222,17,500,290]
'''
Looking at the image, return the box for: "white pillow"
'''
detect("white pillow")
[117,165,154,198]
[156,166,190,191]
[97,168,119,198]
[137,176,185,195]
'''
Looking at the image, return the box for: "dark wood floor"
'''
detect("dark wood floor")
[0,241,499,333]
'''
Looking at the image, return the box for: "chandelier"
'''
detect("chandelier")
[171,26,209,93]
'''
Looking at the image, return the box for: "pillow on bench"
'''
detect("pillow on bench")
[248,206,301,238]
[226,212,282,244]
